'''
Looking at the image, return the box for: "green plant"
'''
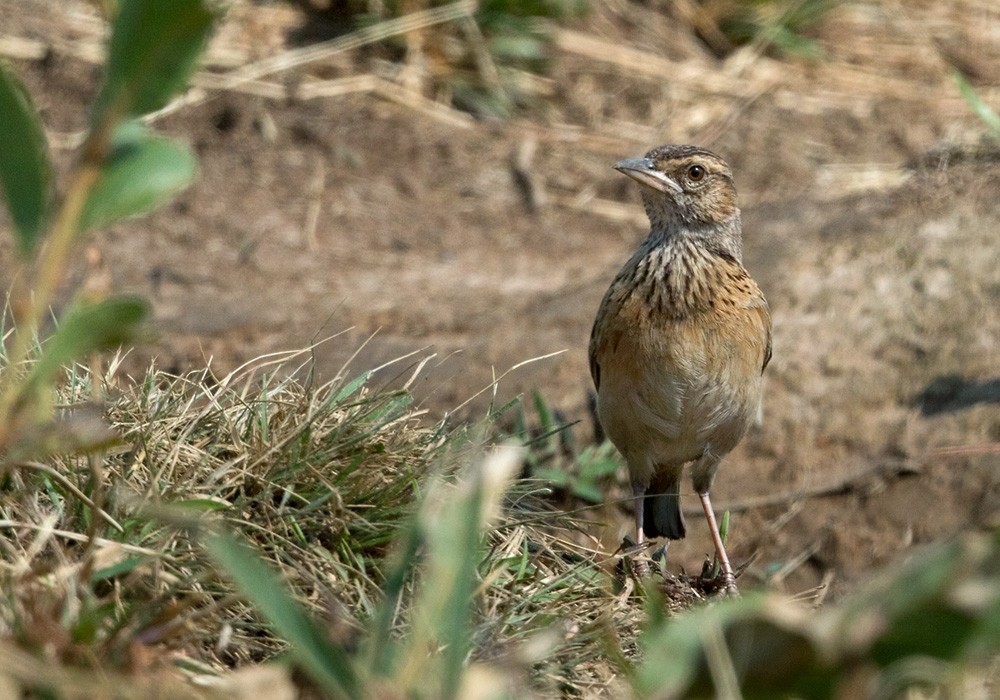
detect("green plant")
[0,6,219,682]
[0,350,459,694]
[204,444,524,699]
[0,0,219,692]
[954,70,1000,138]
[516,387,620,504]
[0,348,638,696]
[0,0,217,462]
[635,531,1000,698]
[0,4,629,694]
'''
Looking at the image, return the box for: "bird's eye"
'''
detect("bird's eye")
[687,164,706,181]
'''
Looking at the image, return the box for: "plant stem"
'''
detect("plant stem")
[0,126,112,449]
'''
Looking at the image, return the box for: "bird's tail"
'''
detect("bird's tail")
[643,478,686,540]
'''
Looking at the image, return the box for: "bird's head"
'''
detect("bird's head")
[614,145,740,246]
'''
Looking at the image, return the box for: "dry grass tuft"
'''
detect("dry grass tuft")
[0,345,693,695]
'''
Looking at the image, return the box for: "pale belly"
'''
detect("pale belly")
[596,357,761,485]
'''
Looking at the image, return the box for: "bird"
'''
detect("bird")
[588,144,771,593]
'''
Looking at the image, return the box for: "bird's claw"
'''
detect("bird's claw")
[631,557,651,578]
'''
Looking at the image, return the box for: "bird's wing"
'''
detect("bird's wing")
[711,256,772,377]
[588,317,602,391]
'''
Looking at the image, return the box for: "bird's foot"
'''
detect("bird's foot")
[699,557,740,596]
[620,537,654,579]
[631,556,651,578]
[699,570,739,597]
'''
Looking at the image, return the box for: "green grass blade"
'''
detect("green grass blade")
[0,64,51,256]
[531,387,553,432]
[367,520,423,676]
[414,447,521,698]
[954,70,1000,136]
[203,528,361,699]
[331,371,371,405]
[437,482,482,699]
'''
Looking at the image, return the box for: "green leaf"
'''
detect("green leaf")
[0,63,51,256]
[403,448,520,698]
[367,518,423,676]
[411,473,483,699]
[832,536,998,666]
[92,0,217,121]
[719,510,730,545]
[91,555,145,583]
[769,26,824,60]
[955,70,1000,136]
[578,445,620,479]
[79,123,196,232]
[329,371,371,406]
[531,387,553,431]
[635,595,832,699]
[533,466,569,487]
[571,480,603,503]
[24,295,149,394]
[204,529,360,699]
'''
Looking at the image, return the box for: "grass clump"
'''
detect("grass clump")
[0,352,432,673]
[0,349,647,696]
[7,351,1000,698]
[517,387,620,506]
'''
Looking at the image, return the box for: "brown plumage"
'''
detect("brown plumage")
[589,145,771,592]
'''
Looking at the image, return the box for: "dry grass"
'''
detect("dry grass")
[0,343,686,696]
[3,340,1000,697]
[2,348,436,668]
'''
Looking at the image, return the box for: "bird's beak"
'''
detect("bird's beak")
[613,157,683,195]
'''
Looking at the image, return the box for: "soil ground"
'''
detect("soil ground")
[3,0,1000,600]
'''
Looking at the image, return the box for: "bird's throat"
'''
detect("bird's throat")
[630,234,738,319]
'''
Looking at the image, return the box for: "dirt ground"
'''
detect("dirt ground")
[4,0,1000,599]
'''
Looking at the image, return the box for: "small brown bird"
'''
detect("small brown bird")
[589,145,771,592]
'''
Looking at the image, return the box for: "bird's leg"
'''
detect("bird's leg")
[699,491,737,595]
[631,485,649,576]
[634,487,645,546]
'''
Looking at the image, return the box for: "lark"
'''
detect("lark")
[589,145,771,593]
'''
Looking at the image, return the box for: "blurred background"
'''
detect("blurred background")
[3,0,1000,597]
